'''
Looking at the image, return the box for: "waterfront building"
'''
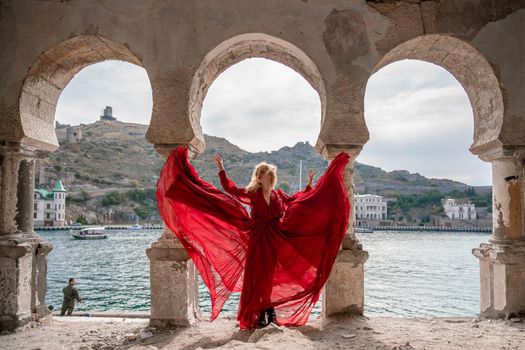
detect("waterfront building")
[354,194,389,227]
[441,198,477,220]
[354,194,387,220]
[34,180,67,227]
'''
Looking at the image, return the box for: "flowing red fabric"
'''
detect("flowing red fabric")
[156,146,350,329]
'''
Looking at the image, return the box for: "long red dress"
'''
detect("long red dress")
[156,146,350,329]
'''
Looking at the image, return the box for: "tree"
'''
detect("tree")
[102,191,126,206]
[134,205,150,220]
[465,187,476,197]
[75,214,88,225]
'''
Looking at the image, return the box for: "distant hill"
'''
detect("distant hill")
[37,121,480,224]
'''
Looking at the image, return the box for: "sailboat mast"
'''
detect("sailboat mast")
[299,159,303,190]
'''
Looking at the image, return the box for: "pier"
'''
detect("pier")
[364,226,492,233]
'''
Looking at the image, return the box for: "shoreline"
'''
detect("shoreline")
[35,226,491,232]
[51,311,151,319]
[35,225,163,231]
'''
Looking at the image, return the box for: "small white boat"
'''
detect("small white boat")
[128,224,143,230]
[72,227,107,240]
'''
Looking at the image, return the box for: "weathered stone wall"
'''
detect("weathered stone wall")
[1,0,523,155]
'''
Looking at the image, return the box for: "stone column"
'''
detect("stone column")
[472,151,525,318]
[0,143,53,331]
[146,144,200,327]
[321,145,369,317]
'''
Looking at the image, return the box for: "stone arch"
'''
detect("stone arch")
[370,34,504,155]
[19,35,149,152]
[188,33,326,153]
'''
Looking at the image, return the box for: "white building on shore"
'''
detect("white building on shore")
[354,194,388,222]
[441,198,477,220]
[34,180,67,227]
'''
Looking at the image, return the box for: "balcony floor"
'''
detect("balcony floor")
[1,314,524,350]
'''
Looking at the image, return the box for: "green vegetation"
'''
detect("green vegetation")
[395,189,444,213]
[126,188,156,202]
[100,188,158,221]
[448,188,492,211]
[67,190,90,203]
[392,173,409,182]
[386,187,493,222]
[102,191,127,206]
[128,189,158,220]
[134,205,151,220]
[75,214,88,225]
[81,190,90,201]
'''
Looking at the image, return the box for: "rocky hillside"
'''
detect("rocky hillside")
[37,121,478,224]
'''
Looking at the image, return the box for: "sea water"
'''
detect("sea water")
[40,229,488,317]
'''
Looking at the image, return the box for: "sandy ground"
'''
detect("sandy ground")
[1,315,525,350]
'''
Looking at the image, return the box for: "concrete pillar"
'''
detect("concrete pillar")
[489,158,524,243]
[146,144,200,327]
[472,154,525,318]
[321,146,369,317]
[0,144,53,331]
[146,225,200,327]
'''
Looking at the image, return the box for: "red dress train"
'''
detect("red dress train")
[156,146,350,329]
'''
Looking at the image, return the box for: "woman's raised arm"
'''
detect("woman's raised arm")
[214,155,252,204]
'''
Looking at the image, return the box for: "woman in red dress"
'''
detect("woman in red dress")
[213,155,316,327]
[156,146,350,329]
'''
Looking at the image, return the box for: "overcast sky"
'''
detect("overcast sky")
[55,58,492,186]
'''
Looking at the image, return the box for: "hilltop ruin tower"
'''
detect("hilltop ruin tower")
[100,106,117,121]
[66,126,82,143]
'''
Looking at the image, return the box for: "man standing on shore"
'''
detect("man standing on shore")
[60,278,83,316]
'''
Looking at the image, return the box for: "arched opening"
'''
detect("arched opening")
[360,34,501,317]
[188,33,326,154]
[370,34,504,154]
[190,35,326,319]
[201,57,321,152]
[22,36,159,314]
[19,35,146,151]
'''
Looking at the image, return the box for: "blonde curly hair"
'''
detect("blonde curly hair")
[245,162,277,192]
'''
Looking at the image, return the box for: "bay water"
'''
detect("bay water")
[40,229,488,317]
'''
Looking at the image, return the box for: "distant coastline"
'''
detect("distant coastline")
[36,121,491,227]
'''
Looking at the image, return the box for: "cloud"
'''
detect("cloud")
[55,61,152,125]
[361,59,491,185]
[55,58,491,186]
[201,58,321,152]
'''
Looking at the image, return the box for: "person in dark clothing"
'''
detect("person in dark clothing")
[60,278,82,316]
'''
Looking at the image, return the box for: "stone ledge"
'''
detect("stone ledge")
[473,241,525,264]
[146,244,189,261]
[335,249,369,266]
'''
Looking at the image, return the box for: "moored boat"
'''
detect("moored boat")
[128,224,143,230]
[355,227,374,233]
[72,227,107,240]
